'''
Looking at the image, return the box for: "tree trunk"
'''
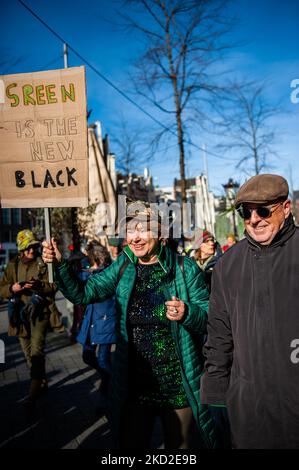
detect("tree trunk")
[176,110,188,240]
[166,18,187,242]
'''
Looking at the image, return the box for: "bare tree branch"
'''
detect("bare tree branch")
[111,117,149,176]
[215,80,282,175]
[117,0,236,237]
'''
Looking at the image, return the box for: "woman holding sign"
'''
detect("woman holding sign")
[42,201,219,449]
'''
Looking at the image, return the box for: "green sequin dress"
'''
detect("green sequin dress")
[127,263,189,409]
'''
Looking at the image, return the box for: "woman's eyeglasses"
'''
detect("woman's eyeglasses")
[237,203,282,220]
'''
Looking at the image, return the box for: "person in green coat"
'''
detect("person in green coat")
[42,201,217,449]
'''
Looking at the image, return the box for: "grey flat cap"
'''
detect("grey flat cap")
[235,174,289,208]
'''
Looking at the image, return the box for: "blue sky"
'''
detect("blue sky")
[1,0,298,195]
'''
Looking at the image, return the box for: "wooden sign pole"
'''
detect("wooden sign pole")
[44,207,53,283]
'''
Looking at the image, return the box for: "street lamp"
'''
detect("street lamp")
[222,178,240,239]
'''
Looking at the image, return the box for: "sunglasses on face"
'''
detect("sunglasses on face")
[237,203,282,220]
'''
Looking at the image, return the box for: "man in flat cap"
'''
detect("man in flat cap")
[201,173,299,449]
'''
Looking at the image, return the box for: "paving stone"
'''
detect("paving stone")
[0,297,164,450]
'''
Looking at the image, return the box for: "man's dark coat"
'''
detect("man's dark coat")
[201,215,299,449]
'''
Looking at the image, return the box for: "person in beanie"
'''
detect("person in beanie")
[189,230,222,292]
[42,200,219,449]
[201,174,299,449]
[0,230,61,412]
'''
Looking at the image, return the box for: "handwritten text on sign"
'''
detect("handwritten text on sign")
[0,67,88,208]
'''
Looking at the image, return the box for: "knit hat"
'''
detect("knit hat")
[117,200,168,237]
[190,229,215,250]
[124,200,162,223]
[16,230,40,252]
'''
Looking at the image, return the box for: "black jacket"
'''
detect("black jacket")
[201,215,299,449]
[201,243,223,292]
[192,243,223,292]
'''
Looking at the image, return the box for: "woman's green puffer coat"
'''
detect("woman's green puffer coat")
[55,244,217,448]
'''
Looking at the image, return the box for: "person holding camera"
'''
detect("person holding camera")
[0,229,61,411]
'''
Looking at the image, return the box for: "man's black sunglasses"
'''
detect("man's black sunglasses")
[237,203,282,220]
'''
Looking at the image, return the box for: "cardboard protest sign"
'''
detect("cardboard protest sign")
[0,66,88,208]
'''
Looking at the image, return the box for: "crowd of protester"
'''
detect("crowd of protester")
[1,173,299,449]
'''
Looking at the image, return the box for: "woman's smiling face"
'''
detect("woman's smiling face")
[126,220,161,264]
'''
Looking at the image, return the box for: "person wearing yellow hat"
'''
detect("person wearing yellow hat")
[221,233,236,253]
[0,229,62,414]
[16,229,41,252]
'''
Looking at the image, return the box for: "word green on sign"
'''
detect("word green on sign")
[6,82,75,107]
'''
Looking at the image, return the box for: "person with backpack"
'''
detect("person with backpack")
[0,229,62,411]
[42,200,218,449]
[76,241,116,409]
